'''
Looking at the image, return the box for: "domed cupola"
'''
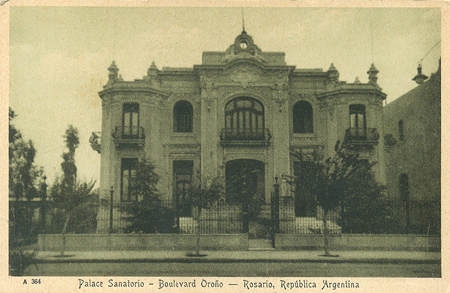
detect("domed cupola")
[233,30,257,55]
[223,30,265,63]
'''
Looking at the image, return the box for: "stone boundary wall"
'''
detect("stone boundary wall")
[38,233,440,251]
[275,234,440,251]
[38,234,249,251]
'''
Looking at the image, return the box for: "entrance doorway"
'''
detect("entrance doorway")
[225,159,271,242]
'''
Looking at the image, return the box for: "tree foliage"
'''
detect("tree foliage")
[290,141,392,255]
[184,176,224,256]
[340,166,393,233]
[292,144,351,215]
[291,141,392,233]
[60,125,79,195]
[9,108,41,201]
[121,159,175,233]
[51,125,98,235]
[9,108,43,247]
[51,179,98,234]
[185,177,224,211]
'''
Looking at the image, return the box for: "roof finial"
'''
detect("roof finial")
[367,63,379,84]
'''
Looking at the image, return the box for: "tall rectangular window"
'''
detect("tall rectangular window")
[173,160,194,216]
[123,103,139,138]
[349,104,366,138]
[121,158,138,202]
[173,101,193,132]
[293,101,313,133]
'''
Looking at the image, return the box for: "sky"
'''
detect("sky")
[8,6,442,186]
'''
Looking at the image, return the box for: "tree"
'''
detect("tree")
[51,125,98,256]
[9,108,42,246]
[121,159,175,233]
[9,108,41,201]
[340,165,393,234]
[61,125,79,195]
[185,177,224,256]
[290,141,383,256]
[51,179,98,233]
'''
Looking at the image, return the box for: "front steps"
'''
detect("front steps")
[248,239,275,251]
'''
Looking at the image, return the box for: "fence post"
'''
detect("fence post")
[40,176,47,233]
[242,190,249,233]
[405,196,410,233]
[109,186,114,233]
[272,177,280,234]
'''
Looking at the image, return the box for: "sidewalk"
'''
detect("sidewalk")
[35,250,441,264]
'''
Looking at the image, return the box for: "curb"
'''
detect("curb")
[35,257,441,265]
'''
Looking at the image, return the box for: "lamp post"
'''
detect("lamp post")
[272,176,280,235]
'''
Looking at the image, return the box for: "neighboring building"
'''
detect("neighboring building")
[91,30,386,234]
[383,60,441,233]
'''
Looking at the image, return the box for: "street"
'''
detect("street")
[27,262,440,278]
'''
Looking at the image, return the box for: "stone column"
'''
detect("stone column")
[272,82,290,197]
[100,96,112,201]
[145,97,168,195]
[200,81,219,182]
[110,98,122,204]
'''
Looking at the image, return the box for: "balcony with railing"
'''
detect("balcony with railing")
[112,126,145,147]
[89,132,101,153]
[343,127,380,148]
[220,128,271,146]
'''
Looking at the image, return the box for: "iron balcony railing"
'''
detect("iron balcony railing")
[344,127,380,147]
[112,126,145,146]
[220,128,271,143]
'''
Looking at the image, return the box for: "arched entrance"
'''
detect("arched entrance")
[225,159,271,240]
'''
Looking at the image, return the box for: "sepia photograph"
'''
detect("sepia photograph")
[3,1,447,291]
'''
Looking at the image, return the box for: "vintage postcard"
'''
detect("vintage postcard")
[2,0,448,292]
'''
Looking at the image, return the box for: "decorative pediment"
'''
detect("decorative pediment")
[225,63,263,88]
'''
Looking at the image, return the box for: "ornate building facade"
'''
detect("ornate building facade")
[91,30,386,233]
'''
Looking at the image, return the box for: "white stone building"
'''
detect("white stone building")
[91,30,386,234]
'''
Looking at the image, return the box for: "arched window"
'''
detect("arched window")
[173,101,193,132]
[225,97,264,139]
[293,101,313,133]
[122,103,139,138]
[349,104,366,138]
[398,120,404,141]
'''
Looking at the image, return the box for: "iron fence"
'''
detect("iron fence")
[385,199,440,235]
[9,199,44,247]
[15,196,440,236]
[278,197,342,234]
[95,199,244,234]
[277,197,440,235]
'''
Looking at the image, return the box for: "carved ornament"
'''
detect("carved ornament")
[226,64,262,88]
